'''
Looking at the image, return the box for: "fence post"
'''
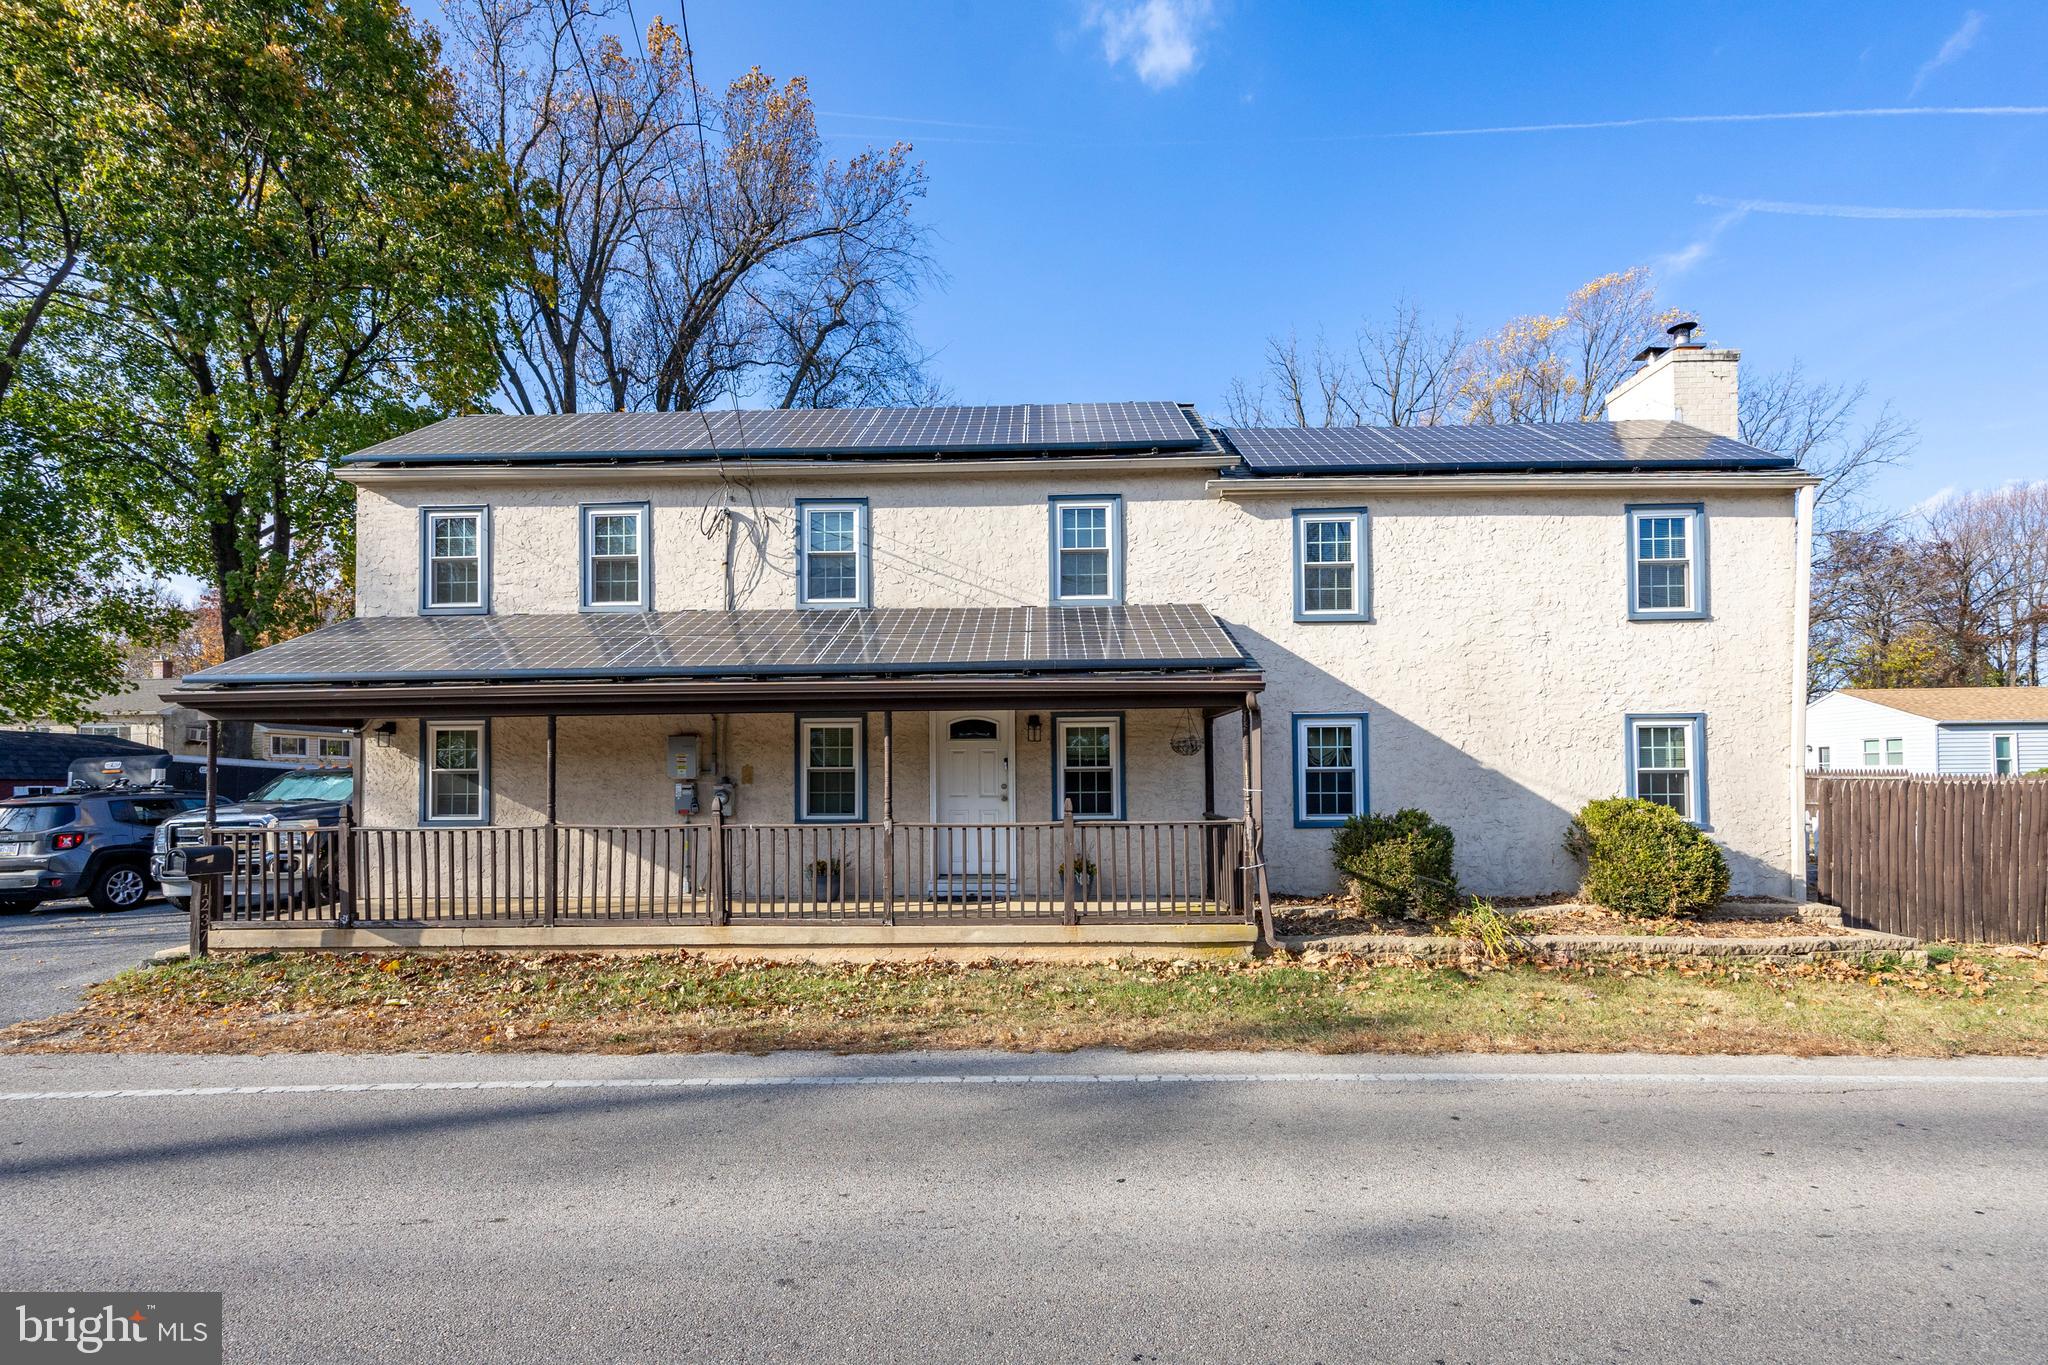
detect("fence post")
[188,872,215,959]
[335,809,355,927]
[709,803,730,926]
[1061,799,1077,926]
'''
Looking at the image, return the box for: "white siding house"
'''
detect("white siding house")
[1807,689,2048,776]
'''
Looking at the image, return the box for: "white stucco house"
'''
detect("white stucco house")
[1807,688,2048,775]
[166,330,1816,955]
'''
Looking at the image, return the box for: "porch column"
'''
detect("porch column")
[204,720,219,827]
[543,715,558,926]
[1241,694,1274,948]
[881,711,895,924]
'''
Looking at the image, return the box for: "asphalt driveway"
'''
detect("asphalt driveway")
[0,899,185,1026]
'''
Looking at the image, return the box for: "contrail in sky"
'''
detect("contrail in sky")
[1698,194,2048,220]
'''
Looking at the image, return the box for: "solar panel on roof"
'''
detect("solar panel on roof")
[180,605,1253,687]
[347,402,1207,463]
[1215,420,1796,474]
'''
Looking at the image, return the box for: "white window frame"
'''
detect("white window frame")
[1049,496,1123,606]
[1816,746,1832,770]
[319,737,352,760]
[1885,737,1904,768]
[1053,715,1123,820]
[581,503,651,612]
[79,723,130,740]
[421,507,487,614]
[1992,733,2017,777]
[794,499,870,609]
[797,717,866,823]
[268,734,309,760]
[1292,508,1370,621]
[1626,713,1707,826]
[422,722,489,825]
[1862,739,1881,767]
[1293,714,1366,828]
[1626,504,1706,620]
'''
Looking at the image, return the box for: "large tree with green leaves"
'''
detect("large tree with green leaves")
[9,0,520,682]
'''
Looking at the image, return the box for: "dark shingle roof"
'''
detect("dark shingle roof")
[179,605,1256,687]
[347,403,1216,465]
[1215,419,1796,475]
[0,731,164,783]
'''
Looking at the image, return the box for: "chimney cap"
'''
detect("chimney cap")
[1665,319,1702,346]
[1632,344,1670,365]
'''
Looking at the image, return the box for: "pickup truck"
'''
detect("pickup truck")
[151,768,354,908]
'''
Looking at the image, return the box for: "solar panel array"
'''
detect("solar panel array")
[1216,420,1797,474]
[348,403,1206,463]
[184,605,1254,687]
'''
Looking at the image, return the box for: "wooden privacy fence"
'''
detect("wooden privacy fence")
[1811,776,2048,942]
[197,809,1250,930]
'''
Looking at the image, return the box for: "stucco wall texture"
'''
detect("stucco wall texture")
[355,466,1806,898]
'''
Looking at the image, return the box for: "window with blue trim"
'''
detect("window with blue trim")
[1050,497,1121,604]
[1628,505,1702,617]
[422,508,485,613]
[799,719,863,821]
[1294,716,1365,825]
[425,723,486,823]
[1056,717,1121,818]
[1627,714,1706,823]
[1293,509,1368,620]
[581,504,648,611]
[799,502,867,607]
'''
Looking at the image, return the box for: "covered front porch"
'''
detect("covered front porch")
[168,607,1274,954]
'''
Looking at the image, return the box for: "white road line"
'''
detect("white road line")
[3,1070,2047,1102]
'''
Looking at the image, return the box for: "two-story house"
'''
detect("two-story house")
[169,333,1815,956]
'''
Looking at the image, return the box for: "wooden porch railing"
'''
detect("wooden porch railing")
[196,810,1250,929]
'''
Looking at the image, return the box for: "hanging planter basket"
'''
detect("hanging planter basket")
[1169,709,1204,757]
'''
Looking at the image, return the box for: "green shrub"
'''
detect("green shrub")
[1565,798,1730,919]
[1331,808,1458,919]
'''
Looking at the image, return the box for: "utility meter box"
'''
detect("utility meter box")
[666,734,701,781]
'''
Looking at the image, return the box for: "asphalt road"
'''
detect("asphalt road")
[0,900,185,1026]
[3,1051,2045,1363]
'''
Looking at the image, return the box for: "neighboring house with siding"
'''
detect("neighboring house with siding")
[166,332,1816,954]
[27,660,354,768]
[1807,689,2048,776]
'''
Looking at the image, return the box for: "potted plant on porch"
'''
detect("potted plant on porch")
[1062,855,1097,897]
[811,858,843,902]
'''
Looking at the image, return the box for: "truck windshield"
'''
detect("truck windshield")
[247,772,353,803]
[0,803,79,833]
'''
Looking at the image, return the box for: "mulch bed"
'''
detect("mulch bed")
[1274,896,1842,940]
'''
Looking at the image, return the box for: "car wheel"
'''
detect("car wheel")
[88,863,150,913]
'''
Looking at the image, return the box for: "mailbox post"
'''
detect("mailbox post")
[183,844,232,960]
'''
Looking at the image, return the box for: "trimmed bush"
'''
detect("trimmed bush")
[1331,808,1458,920]
[1565,797,1730,919]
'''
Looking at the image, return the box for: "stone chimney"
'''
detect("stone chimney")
[1601,320,1740,439]
[150,657,177,680]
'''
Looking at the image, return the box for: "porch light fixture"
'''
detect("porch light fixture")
[371,721,398,749]
[1025,714,1043,743]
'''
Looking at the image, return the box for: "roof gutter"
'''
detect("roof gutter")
[1207,470,1819,498]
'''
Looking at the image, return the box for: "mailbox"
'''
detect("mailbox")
[183,845,234,877]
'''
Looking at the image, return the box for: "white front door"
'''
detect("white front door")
[932,713,1013,880]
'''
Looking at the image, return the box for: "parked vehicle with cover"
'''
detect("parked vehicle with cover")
[152,768,354,909]
[0,781,203,912]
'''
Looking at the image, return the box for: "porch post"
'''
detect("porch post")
[881,711,896,925]
[204,720,219,828]
[543,714,558,927]
[1061,799,1077,925]
[1201,710,1217,820]
[1242,693,1274,948]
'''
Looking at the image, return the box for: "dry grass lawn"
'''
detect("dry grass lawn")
[5,946,2047,1057]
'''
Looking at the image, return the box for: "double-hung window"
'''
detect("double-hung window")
[1626,504,1705,619]
[1049,496,1122,605]
[422,507,487,613]
[798,717,865,822]
[1293,715,1366,827]
[423,722,488,824]
[1626,714,1706,824]
[1293,508,1370,621]
[797,500,869,608]
[319,738,352,760]
[1993,734,2017,776]
[581,503,650,611]
[1055,716,1123,819]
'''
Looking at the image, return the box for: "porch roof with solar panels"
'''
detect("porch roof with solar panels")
[344,402,1219,466]
[175,605,1256,687]
[1214,420,1797,476]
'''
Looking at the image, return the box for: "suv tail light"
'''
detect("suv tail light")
[51,832,84,850]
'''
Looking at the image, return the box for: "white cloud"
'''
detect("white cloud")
[1087,0,1215,90]
[1655,205,1752,278]
[1911,11,1986,96]
[1696,194,2048,220]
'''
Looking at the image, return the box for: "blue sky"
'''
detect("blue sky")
[593,2,2043,511]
